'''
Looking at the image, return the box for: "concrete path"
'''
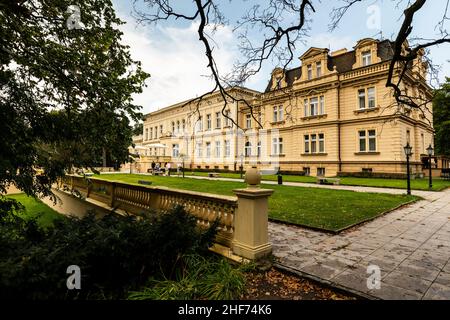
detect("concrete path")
[270,189,450,300]
[181,174,436,198]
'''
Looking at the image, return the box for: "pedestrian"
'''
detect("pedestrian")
[151,161,156,174]
[166,162,171,176]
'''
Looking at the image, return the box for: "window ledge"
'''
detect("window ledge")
[270,154,286,157]
[301,153,328,156]
[301,114,327,120]
[354,152,380,155]
[354,107,379,114]
[271,120,285,125]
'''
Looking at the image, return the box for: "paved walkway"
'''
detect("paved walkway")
[182,174,435,198]
[270,189,450,300]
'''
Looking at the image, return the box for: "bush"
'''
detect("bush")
[128,254,247,300]
[0,204,218,299]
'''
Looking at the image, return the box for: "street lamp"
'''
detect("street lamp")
[240,153,244,179]
[403,143,413,195]
[427,144,434,190]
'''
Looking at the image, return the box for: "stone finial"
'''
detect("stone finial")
[244,166,261,187]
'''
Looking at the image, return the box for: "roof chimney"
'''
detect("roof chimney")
[330,48,348,57]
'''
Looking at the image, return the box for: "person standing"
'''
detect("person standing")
[151,161,156,174]
[166,162,171,176]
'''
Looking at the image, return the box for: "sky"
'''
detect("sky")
[111,0,450,115]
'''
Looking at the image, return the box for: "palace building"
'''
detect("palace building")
[137,38,434,177]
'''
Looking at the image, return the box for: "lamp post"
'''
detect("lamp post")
[427,144,434,190]
[403,143,413,195]
[240,153,244,179]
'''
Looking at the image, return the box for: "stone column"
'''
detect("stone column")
[232,166,273,260]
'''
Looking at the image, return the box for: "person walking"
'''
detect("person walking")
[151,161,156,174]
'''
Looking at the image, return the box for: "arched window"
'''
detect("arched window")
[244,141,252,157]
[177,120,180,133]
[171,121,175,134]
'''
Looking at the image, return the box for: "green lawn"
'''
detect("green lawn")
[96,174,418,232]
[7,193,63,228]
[186,171,450,191]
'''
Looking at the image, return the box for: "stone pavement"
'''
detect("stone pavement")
[182,174,435,198]
[270,189,450,300]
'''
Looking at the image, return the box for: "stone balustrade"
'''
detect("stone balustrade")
[60,175,272,260]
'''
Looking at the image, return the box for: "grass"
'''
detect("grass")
[185,171,450,191]
[6,193,63,228]
[96,173,418,232]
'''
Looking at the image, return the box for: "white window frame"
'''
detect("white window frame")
[319,96,325,115]
[206,142,211,158]
[206,114,211,130]
[215,112,221,129]
[172,144,179,158]
[307,64,312,80]
[316,61,322,77]
[272,137,283,155]
[215,141,221,158]
[304,135,310,153]
[318,133,325,153]
[224,140,231,157]
[362,50,372,66]
[244,141,252,157]
[310,97,318,116]
[358,89,366,110]
[246,114,252,129]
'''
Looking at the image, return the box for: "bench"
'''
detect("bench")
[316,177,341,185]
[208,172,220,178]
[138,180,152,185]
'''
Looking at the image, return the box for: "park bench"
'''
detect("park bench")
[442,168,450,180]
[208,172,220,178]
[316,177,341,185]
[138,180,152,185]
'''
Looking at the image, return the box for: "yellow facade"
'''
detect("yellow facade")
[141,38,433,177]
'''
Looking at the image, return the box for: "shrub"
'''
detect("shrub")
[0,204,218,299]
[128,254,247,300]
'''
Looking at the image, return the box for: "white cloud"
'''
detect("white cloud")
[118,17,238,115]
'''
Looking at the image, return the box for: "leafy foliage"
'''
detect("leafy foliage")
[0,0,149,198]
[433,77,450,156]
[0,205,217,300]
[128,254,247,300]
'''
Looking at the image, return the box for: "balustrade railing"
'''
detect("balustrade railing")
[63,175,237,247]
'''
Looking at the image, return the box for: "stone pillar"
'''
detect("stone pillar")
[232,166,273,260]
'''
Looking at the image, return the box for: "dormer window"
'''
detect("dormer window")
[362,50,372,66]
[307,64,313,80]
[316,62,322,77]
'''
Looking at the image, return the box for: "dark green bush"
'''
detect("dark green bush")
[0,204,218,299]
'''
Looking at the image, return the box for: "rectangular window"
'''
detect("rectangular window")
[154,127,158,139]
[310,97,318,116]
[304,99,308,117]
[246,114,252,129]
[368,129,376,151]
[317,167,326,176]
[319,96,324,115]
[273,106,278,122]
[307,64,312,80]
[225,140,231,157]
[311,134,317,153]
[145,128,148,141]
[304,135,310,153]
[406,129,411,144]
[318,133,325,153]
[198,116,203,131]
[206,142,211,158]
[150,128,153,140]
[215,112,221,128]
[362,50,372,66]
[257,142,261,157]
[160,125,163,135]
[303,167,310,176]
[206,114,211,130]
[316,61,322,77]
[196,142,202,157]
[272,137,283,155]
[224,110,231,127]
[358,89,366,109]
[215,141,221,158]
[359,130,366,152]
[278,106,283,121]
[368,87,375,108]
[172,144,179,158]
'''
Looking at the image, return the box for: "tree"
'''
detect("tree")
[0,0,149,199]
[433,78,450,156]
[133,0,449,124]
